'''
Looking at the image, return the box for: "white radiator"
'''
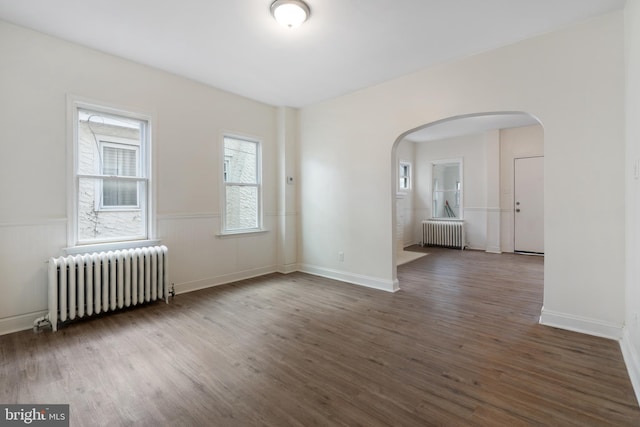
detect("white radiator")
[42,245,169,331]
[422,220,465,250]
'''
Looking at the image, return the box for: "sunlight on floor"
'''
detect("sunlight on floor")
[397,249,428,266]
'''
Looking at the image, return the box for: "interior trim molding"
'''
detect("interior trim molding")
[539,307,623,340]
[0,310,48,336]
[157,212,219,221]
[299,264,399,293]
[174,265,278,295]
[621,328,640,406]
[158,212,282,221]
[277,263,299,274]
[0,218,67,228]
[464,207,502,213]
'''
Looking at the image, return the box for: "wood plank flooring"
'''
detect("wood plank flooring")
[1,247,639,426]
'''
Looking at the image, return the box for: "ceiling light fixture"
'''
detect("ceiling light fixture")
[270,0,310,29]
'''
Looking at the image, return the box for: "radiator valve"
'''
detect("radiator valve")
[33,316,52,332]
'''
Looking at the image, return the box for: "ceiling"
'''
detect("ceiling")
[0,0,626,108]
[404,112,540,143]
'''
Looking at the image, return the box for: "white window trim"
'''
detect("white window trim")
[67,95,157,251]
[398,161,411,192]
[64,239,162,256]
[219,133,265,236]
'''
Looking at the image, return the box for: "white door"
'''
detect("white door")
[514,156,544,254]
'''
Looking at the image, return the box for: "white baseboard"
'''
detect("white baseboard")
[403,240,419,248]
[174,265,278,295]
[621,328,640,406]
[299,264,399,293]
[0,310,48,336]
[277,263,299,274]
[539,307,623,340]
[485,245,502,254]
[466,244,485,251]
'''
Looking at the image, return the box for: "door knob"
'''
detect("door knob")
[516,209,521,212]
[516,202,520,206]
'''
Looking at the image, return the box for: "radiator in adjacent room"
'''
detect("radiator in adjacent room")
[422,220,465,250]
[41,245,169,332]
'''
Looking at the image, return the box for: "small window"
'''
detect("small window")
[73,105,151,245]
[223,158,230,183]
[399,162,411,191]
[222,136,261,232]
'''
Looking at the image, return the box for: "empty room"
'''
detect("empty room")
[2,0,640,425]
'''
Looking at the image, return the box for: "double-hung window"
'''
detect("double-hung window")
[431,159,463,219]
[222,136,262,232]
[72,103,151,245]
[399,162,411,191]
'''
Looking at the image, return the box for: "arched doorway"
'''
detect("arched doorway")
[391,111,543,283]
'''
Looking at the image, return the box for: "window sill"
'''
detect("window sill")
[64,239,162,255]
[94,207,142,213]
[216,229,269,238]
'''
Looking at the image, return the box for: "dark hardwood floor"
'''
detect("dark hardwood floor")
[1,247,639,426]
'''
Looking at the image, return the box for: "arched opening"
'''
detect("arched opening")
[390,111,544,286]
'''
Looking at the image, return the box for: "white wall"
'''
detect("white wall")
[500,125,545,253]
[299,12,626,338]
[623,0,640,405]
[0,20,282,333]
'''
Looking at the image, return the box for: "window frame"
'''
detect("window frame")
[220,134,264,235]
[431,158,464,220]
[399,161,411,192]
[95,136,141,211]
[67,96,156,251]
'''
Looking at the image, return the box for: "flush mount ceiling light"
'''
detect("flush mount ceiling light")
[270,0,310,29]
